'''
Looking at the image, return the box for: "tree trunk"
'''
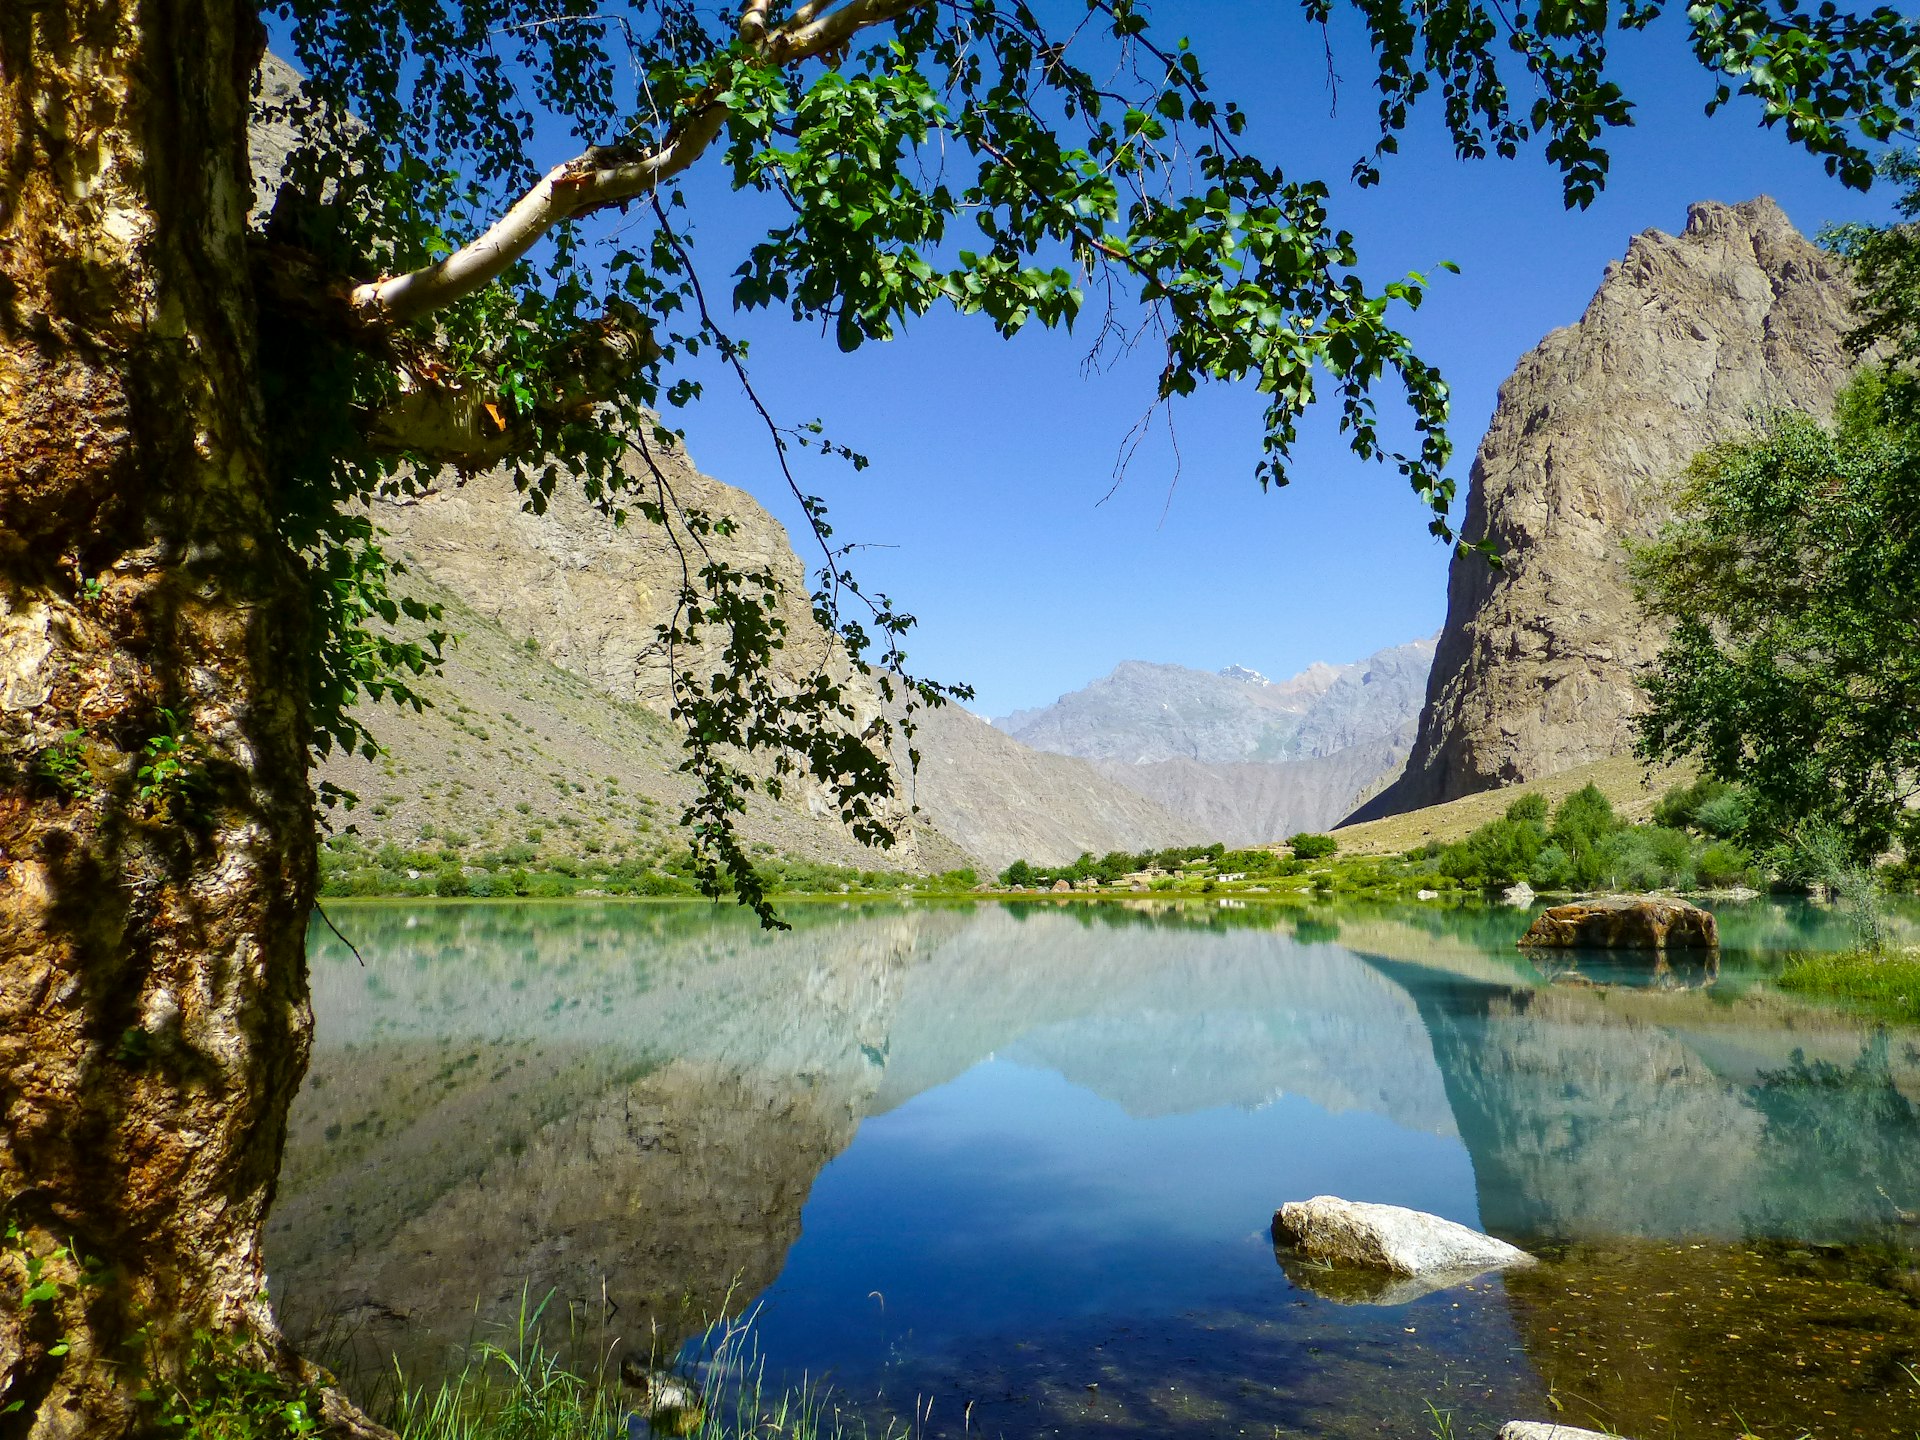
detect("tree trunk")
[0,2,332,1434]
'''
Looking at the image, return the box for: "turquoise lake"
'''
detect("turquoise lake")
[272,899,1920,1438]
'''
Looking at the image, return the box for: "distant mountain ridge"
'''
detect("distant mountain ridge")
[996,640,1435,766]
[994,640,1435,845]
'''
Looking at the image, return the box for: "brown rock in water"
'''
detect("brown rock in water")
[1519,896,1717,950]
[1353,199,1857,820]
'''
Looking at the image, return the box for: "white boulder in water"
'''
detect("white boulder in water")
[1500,1424,1636,1440]
[1272,1195,1533,1277]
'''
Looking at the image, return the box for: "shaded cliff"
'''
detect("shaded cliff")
[1355,199,1857,820]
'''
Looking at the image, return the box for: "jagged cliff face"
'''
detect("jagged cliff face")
[324,441,973,871]
[1359,198,1857,818]
[364,438,840,717]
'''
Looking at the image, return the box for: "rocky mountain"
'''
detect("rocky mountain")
[1352,198,1858,822]
[319,437,1197,871]
[998,644,1430,764]
[995,639,1434,844]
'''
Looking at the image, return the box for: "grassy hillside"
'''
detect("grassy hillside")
[1331,754,1696,856]
[314,576,972,896]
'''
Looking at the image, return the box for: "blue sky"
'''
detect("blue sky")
[274,4,1904,718]
[627,6,1901,718]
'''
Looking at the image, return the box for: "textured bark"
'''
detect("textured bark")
[0,2,328,1434]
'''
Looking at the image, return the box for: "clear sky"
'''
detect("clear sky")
[635,6,1902,719]
[267,5,1904,718]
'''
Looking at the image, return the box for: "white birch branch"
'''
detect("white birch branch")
[348,0,933,328]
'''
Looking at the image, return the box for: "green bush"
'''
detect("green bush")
[1437,816,1545,887]
[1693,789,1750,838]
[1697,840,1757,887]
[1603,826,1692,890]
[1529,843,1575,889]
[1551,784,1617,855]
[1504,792,1549,824]
[433,867,466,898]
[1288,832,1338,860]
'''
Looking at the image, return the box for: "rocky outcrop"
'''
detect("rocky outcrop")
[321,441,975,870]
[1518,896,1718,950]
[1356,199,1857,819]
[323,430,1196,871]
[1271,1196,1533,1281]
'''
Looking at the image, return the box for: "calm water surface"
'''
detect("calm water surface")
[272,900,1920,1439]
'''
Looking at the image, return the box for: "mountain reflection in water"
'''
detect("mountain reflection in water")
[272,900,1920,1439]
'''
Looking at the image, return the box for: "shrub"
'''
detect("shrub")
[1696,840,1757,888]
[1655,777,1717,829]
[1288,832,1338,860]
[1603,826,1692,890]
[1504,792,1549,824]
[1438,816,1544,887]
[1551,784,1618,854]
[1529,843,1575,890]
[1693,789,1749,838]
[433,867,466,898]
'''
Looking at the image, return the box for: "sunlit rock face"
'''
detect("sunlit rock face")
[1357,198,1858,818]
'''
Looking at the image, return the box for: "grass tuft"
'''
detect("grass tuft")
[385,1296,907,1440]
[1775,947,1920,1023]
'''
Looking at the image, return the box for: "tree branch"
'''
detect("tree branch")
[348,0,934,328]
[765,0,929,63]
[348,104,729,325]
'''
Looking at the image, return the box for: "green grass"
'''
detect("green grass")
[1775,948,1920,1023]
[382,1307,907,1440]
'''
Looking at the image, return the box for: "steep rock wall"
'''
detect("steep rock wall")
[1354,198,1857,820]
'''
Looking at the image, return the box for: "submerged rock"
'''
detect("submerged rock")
[1273,1249,1506,1306]
[1500,1424,1635,1440]
[1271,1196,1533,1284]
[1518,896,1716,950]
[620,1358,704,1436]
